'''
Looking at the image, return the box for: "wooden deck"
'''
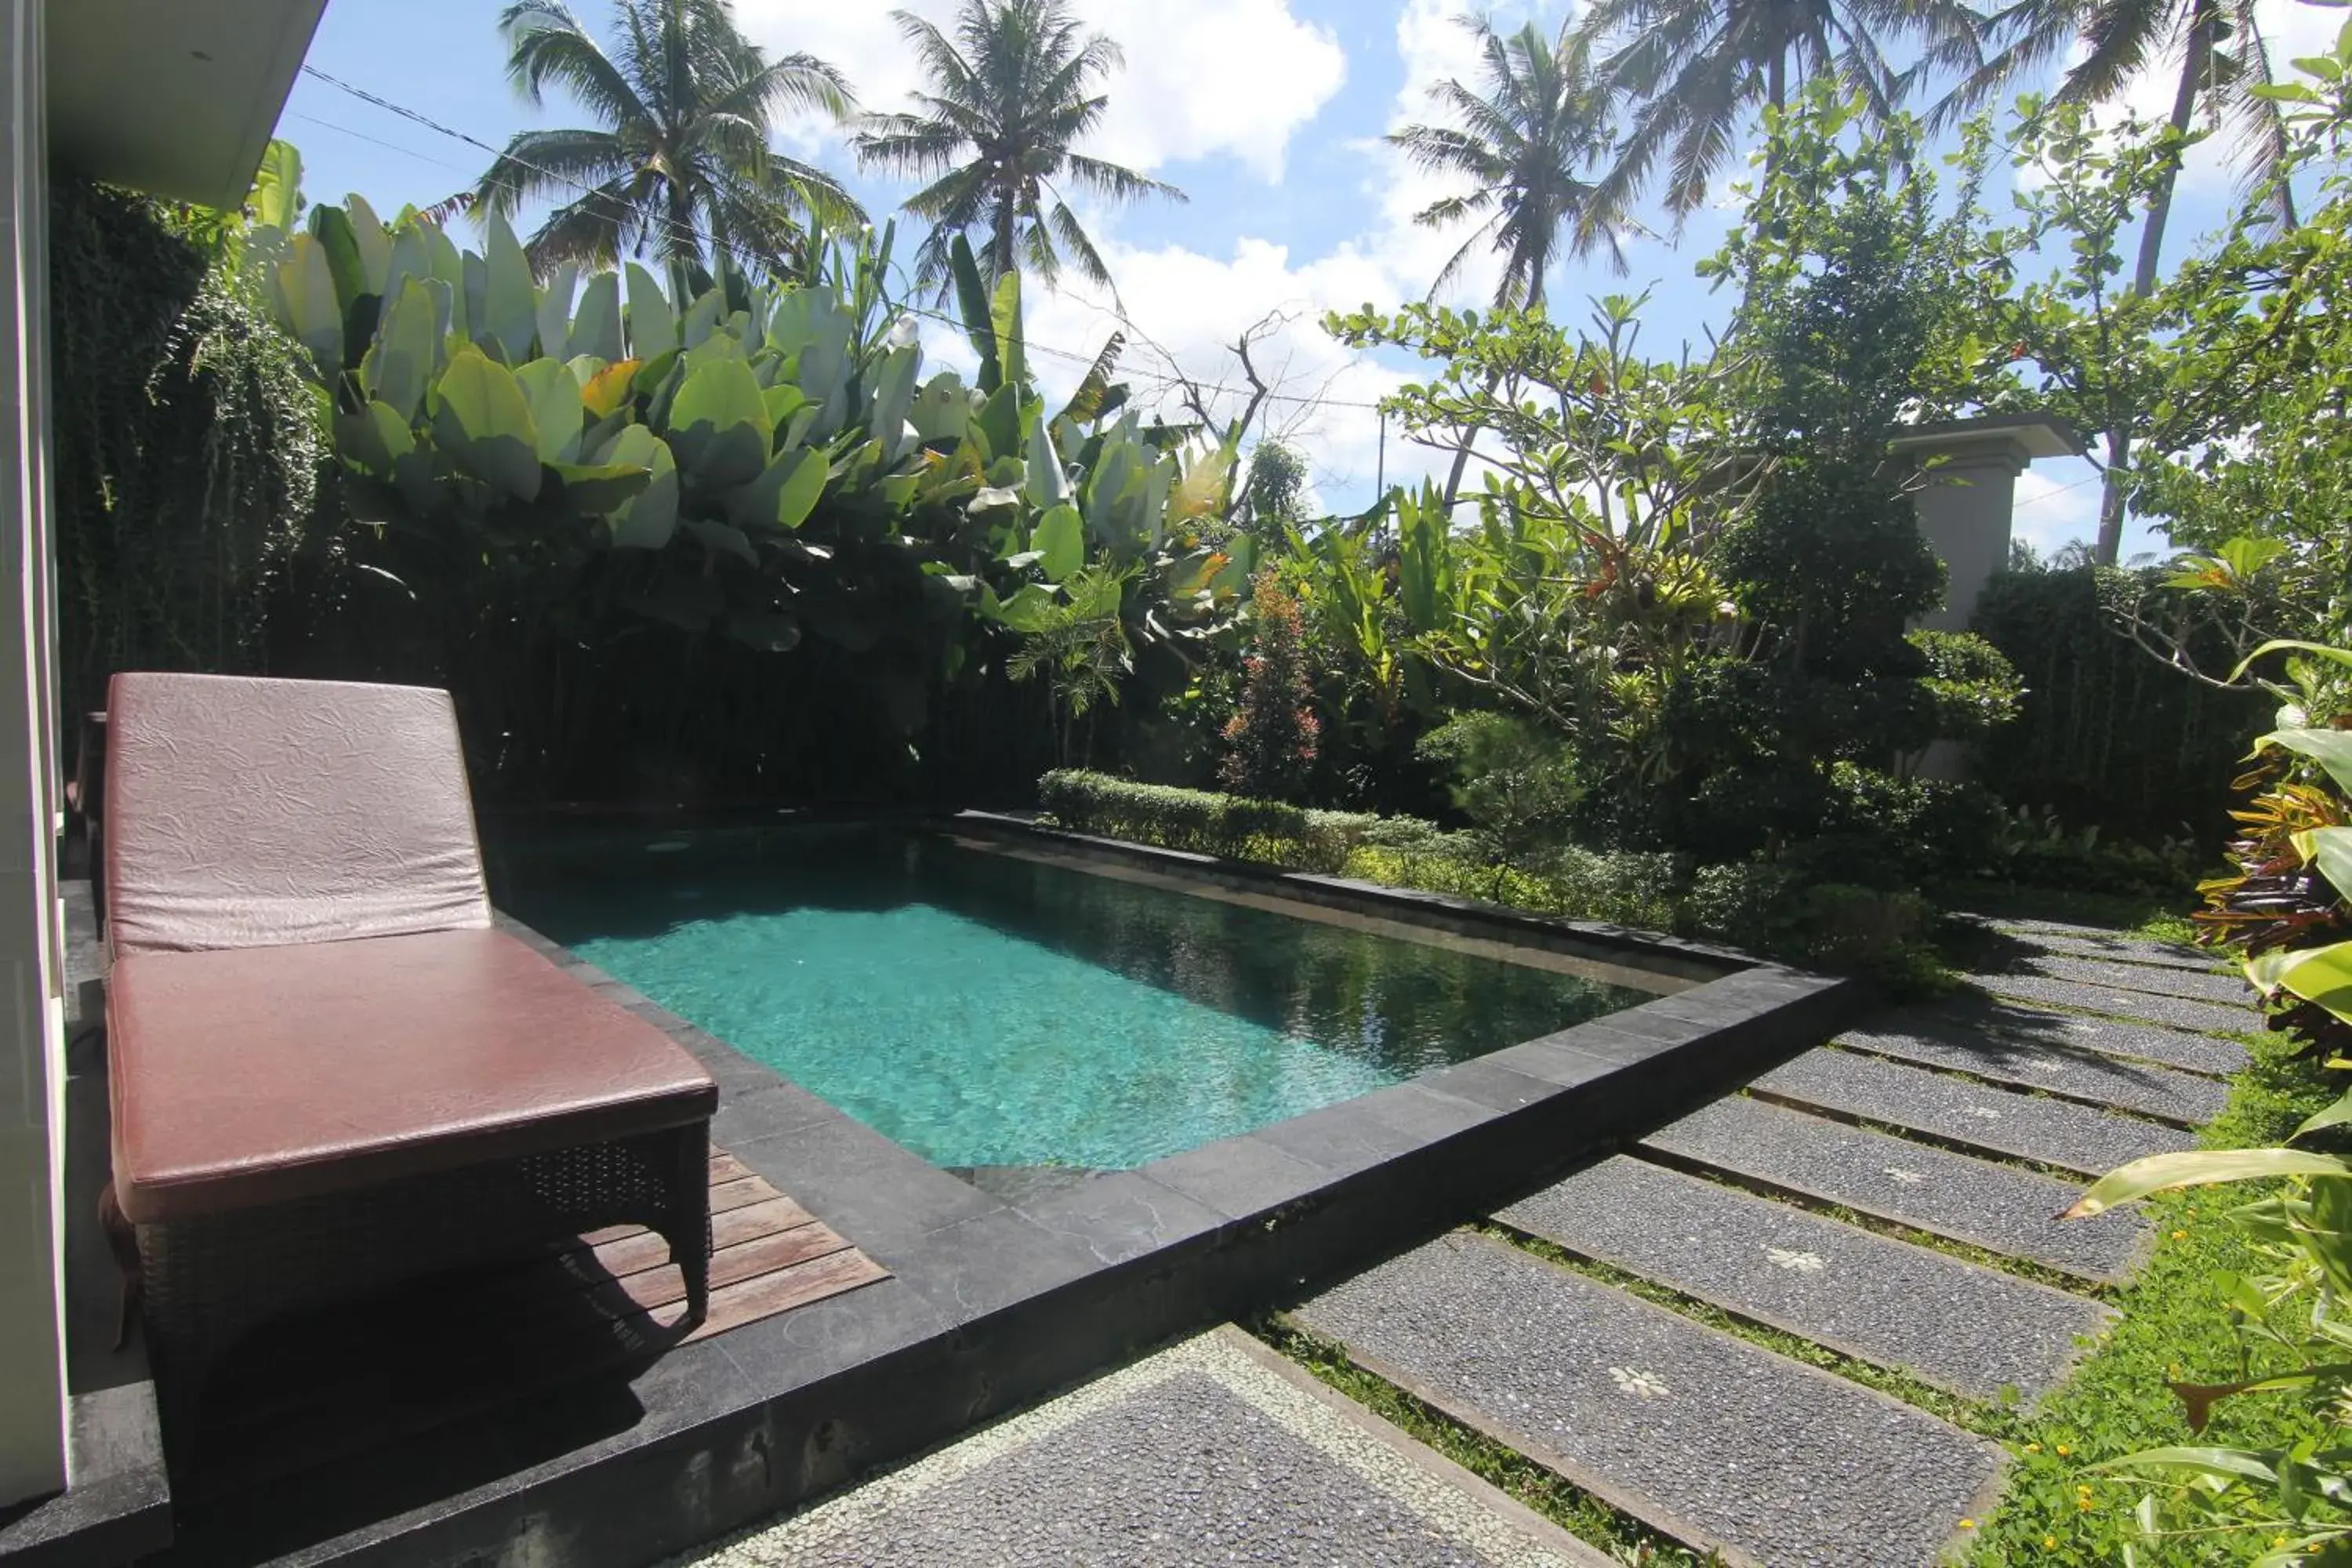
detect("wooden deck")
[183,1145,886,1501]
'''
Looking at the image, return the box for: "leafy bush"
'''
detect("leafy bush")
[1907,628,2024,742]
[1220,573,1321,802]
[1811,763,2009,884]
[1414,711,1585,866]
[1035,769,1416,873]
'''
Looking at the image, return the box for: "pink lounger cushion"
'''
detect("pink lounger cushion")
[104,672,492,954]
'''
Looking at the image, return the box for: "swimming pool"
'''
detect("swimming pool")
[495,827,1659,1172]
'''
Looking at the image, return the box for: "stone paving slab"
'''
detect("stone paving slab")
[1971,971,2256,1038]
[2009,952,2249,1006]
[1933,997,2252,1079]
[1294,1232,2003,1568]
[2000,929,2218,973]
[1838,1012,2230,1126]
[1642,1095,2151,1283]
[1754,1048,2197,1178]
[1498,1156,2110,1399]
[682,1327,1609,1568]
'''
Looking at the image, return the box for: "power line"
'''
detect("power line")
[294,64,1392,416]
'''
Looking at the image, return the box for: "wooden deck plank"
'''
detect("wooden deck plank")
[178,1139,888,1497]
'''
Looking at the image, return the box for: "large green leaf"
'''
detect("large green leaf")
[949,235,1000,390]
[430,345,540,499]
[360,277,437,423]
[2258,727,2352,794]
[276,234,343,381]
[481,216,539,361]
[535,262,581,365]
[310,205,368,321]
[868,343,920,462]
[909,372,971,442]
[989,269,1025,392]
[544,459,651,515]
[2232,638,2352,682]
[686,518,758,566]
[2254,937,2352,1029]
[343,195,394,298]
[568,270,623,362]
[598,425,677,548]
[249,140,303,234]
[725,447,828,532]
[1033,503,1083,581]
[2065,1149,2352,1217]
[664,357,773,488]
[334,400,414,476]
[626,263,677,359]
[1025,416,1070,508]
[514,359,585,465]
[2296,826,2352,902]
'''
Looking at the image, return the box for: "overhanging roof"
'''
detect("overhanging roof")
[1887,412,2085,462]
[45,0,328,209]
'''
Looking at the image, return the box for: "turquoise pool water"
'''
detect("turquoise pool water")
[496,829,1652,1171]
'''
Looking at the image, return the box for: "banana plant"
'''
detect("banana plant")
[259,197,1249,682]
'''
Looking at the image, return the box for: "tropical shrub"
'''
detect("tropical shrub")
[1908,630,2024,746]
[2058,633,2352,1559]
[246,195,1253,800]
[1218,572,1320,802]
[1414,710,1585,867]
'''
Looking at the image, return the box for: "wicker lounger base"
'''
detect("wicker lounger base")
[133,1122,712,1444]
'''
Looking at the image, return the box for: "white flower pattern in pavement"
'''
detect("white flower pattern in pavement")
[1883,1167,1926,1185]
[1608,1365,1670,1399]
[1765,1246,1827,1273]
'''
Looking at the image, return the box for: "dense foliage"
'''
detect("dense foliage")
[51,176,321,724]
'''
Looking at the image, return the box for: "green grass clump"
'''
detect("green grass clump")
[1962,1027,2336,1565]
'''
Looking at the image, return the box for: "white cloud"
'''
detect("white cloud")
[743,0,1346,181]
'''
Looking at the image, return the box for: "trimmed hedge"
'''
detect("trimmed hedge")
[1036,770,1437,874]
[1971,567,2270,843]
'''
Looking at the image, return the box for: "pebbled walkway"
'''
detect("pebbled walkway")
[1498,1156,2111,1398]
[1288,916,2251,1566]
[1642,1094,2151,1283]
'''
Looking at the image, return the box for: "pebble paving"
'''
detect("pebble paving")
[685,1330,1606,1568]
[1641,1095,2151,1282]
[2008,952,2250,1005]
[1294,1232,2003,1568]
[1836,1014,2230,1125]
[1936,998,2250,1078]
[1970,971,2256,1037]
[1753,1047,2197,1177]
[1996,930,2218,973]
[1498,1156,2109,1398]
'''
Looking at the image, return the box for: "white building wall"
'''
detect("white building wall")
[0,0,67,1510]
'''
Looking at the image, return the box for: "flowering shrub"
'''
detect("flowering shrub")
[1220,573,1321,802]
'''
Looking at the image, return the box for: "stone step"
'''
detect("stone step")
[1498,1156,2109,1399]
[1838,1013,2230,1126]
[2000,929,2217,974]
[1754,1048,2197,1178]
[1294,1232,2003,1568]
[1642,1095,2151,1283]
[688,1327,1614,1568]
[1970,973,2256,1039]
[2010,952,2249,1006]
[1939,997,2249,1079]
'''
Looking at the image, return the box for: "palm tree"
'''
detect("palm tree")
[1392,16,1633,311]
[472,0,863,282]
[1574,0,1983,216]
[1392,16,1634,506]
[1936,0,2296,562]
[851,0,1185,299]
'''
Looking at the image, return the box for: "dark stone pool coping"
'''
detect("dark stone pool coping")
[41,821,1876,1568]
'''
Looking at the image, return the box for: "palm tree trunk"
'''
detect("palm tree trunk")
[2094,8,2208,564]
[1439,274,1545,513]
[993,183,1018,281]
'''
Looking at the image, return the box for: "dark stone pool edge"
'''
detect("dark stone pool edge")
[149,825,1875,1568]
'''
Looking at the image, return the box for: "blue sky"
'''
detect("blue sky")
[275,0,2337,559]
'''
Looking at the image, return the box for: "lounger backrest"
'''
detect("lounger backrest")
[104,673,492,955]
